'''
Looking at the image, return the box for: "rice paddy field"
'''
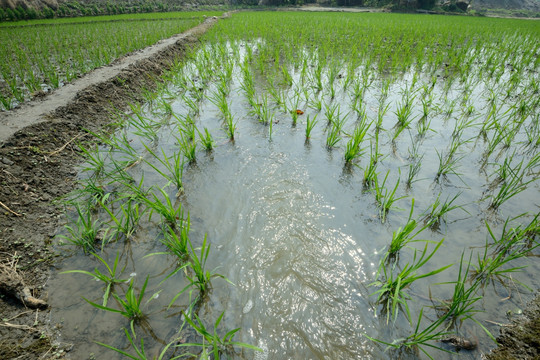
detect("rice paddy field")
[0,11,222,110]
[44,11,540,360]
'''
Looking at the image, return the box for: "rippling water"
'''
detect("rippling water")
[48,43,540,360]
[182,133,382,359]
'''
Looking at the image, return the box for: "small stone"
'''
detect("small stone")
[1,157,14,166]
[243,299,253,314]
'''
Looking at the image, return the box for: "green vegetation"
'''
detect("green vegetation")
[0,1,226,22]
[55,10,539,359]
[0,12,215,110]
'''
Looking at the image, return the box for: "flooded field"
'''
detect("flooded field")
[47,12,539,360]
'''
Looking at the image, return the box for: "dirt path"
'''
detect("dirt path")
[0,15,224,359]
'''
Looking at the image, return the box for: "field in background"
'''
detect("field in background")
[0,11,221,111]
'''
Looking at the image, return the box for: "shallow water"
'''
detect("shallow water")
[48,42,540,359]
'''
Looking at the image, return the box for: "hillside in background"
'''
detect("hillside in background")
[0,0,539,21]
[473,0,540,11]
[0,0,241,19]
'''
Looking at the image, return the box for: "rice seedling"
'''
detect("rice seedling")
[370,240,451,323]
[114,173,150,206]
[158,222,191,262]
[224,111,237,141]
[258,94,275,126]
[380,78,391,101]
[384,200,428,263]
[62,252,127,306]
[78,143,108,178]
[208,91,232,124]
[305,114,318,142]
[186,235,224,297]
[176,134,197,164]
[101,198,144,241]
[393,97,416,141]
[308,96,322,112]
[324,102,340,126]
[488,160,534,210]
[430,253,488,335]
[143,145,184,195]
[470,237,534,290]
[97,327,177,360]
[178,311,262,359]
[127,103,161,141]
[442,99,456,119]
[288,93,302,127]
[85,275,151,324]
[363,146,379,190]
[420,96,432,120]
[168,235,228,308]
[344,116,371,164]
[365,306,454,360]
[327,59,342,100]
[435,145,465,181]
[197,127,215,151]
[67,176,112,210]
[175,113,197,142]
[58,204,106,254]
[107,132,144,170]
[423,193,465,229]
[524,123,540,147]
[157,98,174,117]
[267,78,285,109]
[281,65,293,87]
[350,77,368,105]
[240,60,256,102]
[406,155,423,188]
[143,186,184,229]
[376,102,390,133]
[326,122,342,149]
[351,97,367,121]
[486,213,540,256]
[311,61,324,92]
[182,93,202,117]
[374,171,407,223]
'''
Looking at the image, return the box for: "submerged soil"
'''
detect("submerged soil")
[0,9,538,360]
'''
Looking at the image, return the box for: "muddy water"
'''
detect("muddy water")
[48,44,540,359]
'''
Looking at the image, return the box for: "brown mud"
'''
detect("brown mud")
[0,9,538,360]
[486,294,540,360]
[0,15,222,359]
